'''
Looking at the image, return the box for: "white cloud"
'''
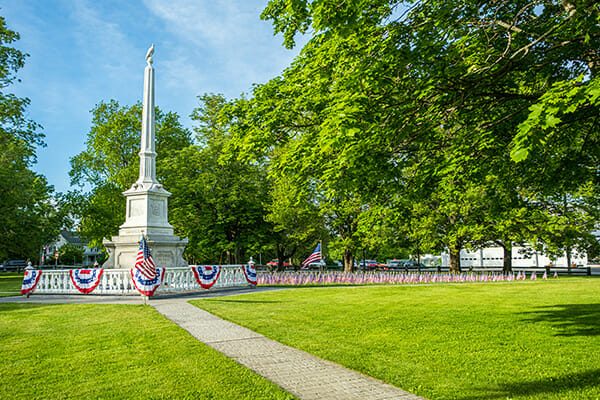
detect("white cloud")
[142,0,259,47]
[142,0,303,97]
[69,0,140,82]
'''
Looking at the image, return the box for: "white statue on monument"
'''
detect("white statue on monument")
[102,45,188,269]
[146,44,154,65]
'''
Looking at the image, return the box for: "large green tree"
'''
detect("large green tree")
[0,15,60,262]
[264,171,326,270]
[243,0,600,272]
[162,94,271,264]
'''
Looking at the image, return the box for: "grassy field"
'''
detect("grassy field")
[192,279,600,400]
[0,273,22,296]
[0,303,294,399]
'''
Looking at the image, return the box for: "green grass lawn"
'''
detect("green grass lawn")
[0,272,23,290]
[0,303,294,399]
[192,279,600,400]
[0,273,23,296]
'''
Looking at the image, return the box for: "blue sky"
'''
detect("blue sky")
[2,0,305,193]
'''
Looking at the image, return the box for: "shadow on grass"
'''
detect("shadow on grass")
[461,369,600,400]
[521,303,600,336]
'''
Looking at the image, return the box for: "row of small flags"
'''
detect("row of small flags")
[257,270,555,286]
[22,267,557,295]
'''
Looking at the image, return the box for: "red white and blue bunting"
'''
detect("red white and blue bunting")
[243,264,257,285]
[69,269,104,294]
[192,265,221,289]
[21,270,42,295]
[131,267,165,296]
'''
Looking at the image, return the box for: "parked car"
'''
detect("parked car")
[404,260,425,269]
[2,260,27,272]
[387,259,410,270]
[387,259,402,270]
[307,260,326,269]
[266,259,291,269]
[358,260,378,270]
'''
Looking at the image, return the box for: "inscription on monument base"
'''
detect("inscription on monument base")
[118,251,136,268]
[129,199,144,217]
[157,251,174,266]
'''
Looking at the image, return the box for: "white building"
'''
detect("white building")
[441,245,587,268]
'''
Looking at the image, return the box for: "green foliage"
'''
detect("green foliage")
[59,1,600,266]
[163,94,271,264]
[195,279,600,400]
[0,303,294,399]
[58,242,83,265]
[265,169,328,270]
[233,0,600,271]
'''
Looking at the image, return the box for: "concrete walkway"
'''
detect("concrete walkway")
[3,288,425,400]
[152,298,424,400]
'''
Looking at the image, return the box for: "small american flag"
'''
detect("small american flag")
[135,237,157,279]
[301,242,321,269]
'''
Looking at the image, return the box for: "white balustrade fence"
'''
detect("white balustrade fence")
[30,265,253,296]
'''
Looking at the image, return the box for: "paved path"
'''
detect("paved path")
[152,298,423,400]
[3,288,425,400]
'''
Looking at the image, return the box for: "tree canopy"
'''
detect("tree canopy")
[218,0,600,271]
[0,15,62,262]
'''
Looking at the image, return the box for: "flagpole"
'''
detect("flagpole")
[320,240,323,272]
[140,230,147,303]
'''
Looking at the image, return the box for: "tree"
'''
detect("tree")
[58,243,84,265]
[0,15,60,262]
[253,0,600,271]
[69,100,192,247]
[228,35,395,271]
[265,171,327,270]
[163,94,271,264]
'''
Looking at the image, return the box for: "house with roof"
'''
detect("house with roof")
[43,229,103,265]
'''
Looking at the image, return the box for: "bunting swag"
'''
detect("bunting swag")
[70,269,104,294]
[243,264,257,285]
[21,270,42,295]
[191,265,221,289]
[131,267,165,296]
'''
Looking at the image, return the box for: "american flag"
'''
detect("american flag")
[301,242,321,269]
[135,237,157,279]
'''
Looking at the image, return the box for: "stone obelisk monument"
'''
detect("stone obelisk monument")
[102,45,188,269]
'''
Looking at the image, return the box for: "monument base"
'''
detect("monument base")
[103,233,188,269]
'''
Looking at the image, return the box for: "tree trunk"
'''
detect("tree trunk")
[449,246,461,273]
[276,245,285,272]
[343,249,354,272]
[225,250,233,265]
[235,247,241,265]
[566,247,572,273]
[502,242,512,273]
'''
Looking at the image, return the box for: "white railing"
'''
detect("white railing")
[32,265,252,296]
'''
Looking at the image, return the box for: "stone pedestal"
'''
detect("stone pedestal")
[102,45,188,269]
[102,186,188,268]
